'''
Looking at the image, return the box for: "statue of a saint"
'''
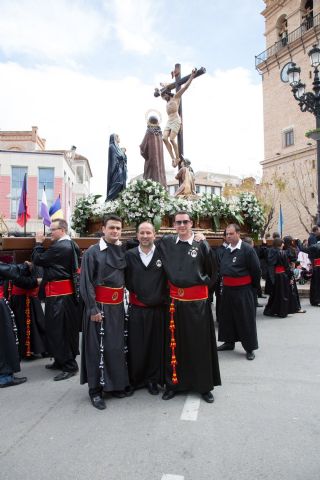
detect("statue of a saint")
[140,116,167,188]
[106,133,127,201]
[174,159,196,197]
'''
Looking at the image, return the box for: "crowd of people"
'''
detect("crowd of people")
[1,216,319,411]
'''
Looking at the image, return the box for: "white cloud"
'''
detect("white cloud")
[0,62,263,197]
[0,0,110,61]
[108,0,161,55]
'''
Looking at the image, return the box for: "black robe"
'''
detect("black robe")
[212,243,228,322]
[125,246,168,388]
[10,273,46,358]
[307,242,320,306]
[0,263,30,375]
[263,248,291,318]
[80,241,129,391]
[32,239,80,372]
[219,242,261,351]
[157,236,221,394]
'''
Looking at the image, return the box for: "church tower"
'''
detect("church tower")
[256,0,319,236]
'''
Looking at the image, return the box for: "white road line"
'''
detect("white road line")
[180,394,201,421]
[161,475,184,480]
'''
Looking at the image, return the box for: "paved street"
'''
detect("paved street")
[0,298,319,480]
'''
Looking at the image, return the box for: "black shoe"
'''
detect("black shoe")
[53,371,77,381]
[0,376,27,388]
[147,382,159,395]
[125,386,135,397]
[111,390,127,398]
[246,351,255,361]
[45,362,61,370]
[90,395,106,410]
[217,342,235,351]
[202,391,214,403]
[162,390,175,400]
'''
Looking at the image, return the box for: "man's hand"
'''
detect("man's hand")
[24,261,32,270]
[90,313,103,323]
[194,232,205,242]
[35,231,45,243]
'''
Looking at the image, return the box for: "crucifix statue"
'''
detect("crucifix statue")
[154,64,206,169]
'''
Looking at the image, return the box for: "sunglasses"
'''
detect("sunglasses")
[175,220,190,225]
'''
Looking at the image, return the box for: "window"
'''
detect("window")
[76,166,84,184]
[283,129,294,147]
[11,166,27,219]
[38,168,54,216]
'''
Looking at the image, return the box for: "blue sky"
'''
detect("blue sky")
[0,0,266,195]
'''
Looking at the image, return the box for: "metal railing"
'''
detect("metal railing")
[255,12,320,70]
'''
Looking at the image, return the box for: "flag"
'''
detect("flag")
[278,204,284,237]
[40,187,51,227]
[49,195,63,220]
[16,173,30,227]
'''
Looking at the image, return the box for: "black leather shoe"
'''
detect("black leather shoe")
[111,390,127,398]
[90,395,106,410]
[147,382,159,395]
[0,376,27,388]
[125,386,134,397]
[53,371,77,381]
[202,391,214,403]
[246,351,255,360]
[45,362,61,370]
[217,342,235,351]
[162,390,175,400]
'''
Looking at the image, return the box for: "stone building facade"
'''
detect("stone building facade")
[256,0,320,237]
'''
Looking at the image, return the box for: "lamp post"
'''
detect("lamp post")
[287,44,320,225]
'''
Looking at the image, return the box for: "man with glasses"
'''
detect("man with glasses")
[32,219,80,380]
[157,211,221,403]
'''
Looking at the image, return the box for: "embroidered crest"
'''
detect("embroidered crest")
[188,246,198,258]
[178,288,185,297]
[112,292,119,301]
[232,256,237,263]
[156,259,162,268]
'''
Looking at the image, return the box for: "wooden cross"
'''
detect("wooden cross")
[154,64,206,159]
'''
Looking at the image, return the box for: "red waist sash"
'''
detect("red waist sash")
[95,286,124,304]
[275,266,285,274]
[169,282,208,301]
[313,258,320,267]
[0,285,4,299]
[129,292,147,307]
[12,286,39,297]
[45,279,74,297]
[223,275,252,287]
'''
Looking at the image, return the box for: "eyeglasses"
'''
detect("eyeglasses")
[50,227,62,231]
[175,220,190,225]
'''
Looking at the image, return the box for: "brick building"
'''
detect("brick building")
[256,0,320,237]
[0,127,92,233]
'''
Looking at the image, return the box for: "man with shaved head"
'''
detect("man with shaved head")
[125,221,168,395]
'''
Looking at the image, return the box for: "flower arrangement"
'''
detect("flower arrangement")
[305,128,320,140]
[71,194,102,234]
[237,192,265,235]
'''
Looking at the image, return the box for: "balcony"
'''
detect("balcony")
[255,12,320,72]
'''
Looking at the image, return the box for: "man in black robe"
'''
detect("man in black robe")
[0,262,29,388]
[157,211,221,404]
[218,223,261,360]
[297,233,320,306]
[125,221,167,395]
[32,218,80,381]
[80,214,130,410]
[213,231,228,322]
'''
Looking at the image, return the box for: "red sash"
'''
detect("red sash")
[0,285,4,299]
[313,258,320,267]
[129,292,147,307]
[12,286,39,297]
[223,275,252,287]
[275,266,285,274]
[95,286,124,304]
[45,279,74,297]
[169,282,208,301]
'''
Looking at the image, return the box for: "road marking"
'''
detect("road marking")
[161,475,184,480]
[180,394,201,421]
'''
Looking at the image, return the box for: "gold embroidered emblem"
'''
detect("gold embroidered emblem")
[112,292,119,301]
[178,288,184,297]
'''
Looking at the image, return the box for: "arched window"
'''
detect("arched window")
[301,0,313,30]
[276,14,288,46]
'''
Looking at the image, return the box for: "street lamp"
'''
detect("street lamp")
[286,45,320,224]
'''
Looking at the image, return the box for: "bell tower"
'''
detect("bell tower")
[256,0,320,235]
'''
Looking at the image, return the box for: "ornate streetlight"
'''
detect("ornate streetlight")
[287,44,320,224]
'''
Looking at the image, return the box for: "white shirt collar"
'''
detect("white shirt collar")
[138,244,155,257]
[58,234,71,242]
[227,238,242,252]
[99,237,108,251]
[176,232,194,245]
